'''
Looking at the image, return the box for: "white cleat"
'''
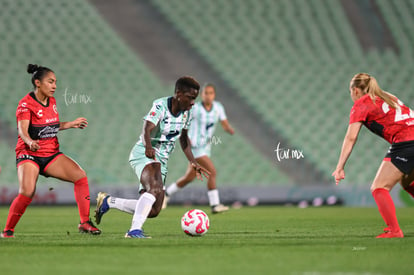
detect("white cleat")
[212,204,229,214]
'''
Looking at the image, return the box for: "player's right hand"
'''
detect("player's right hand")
[191,162,211,181]
[332,168,345,185]
[29,140,40,152]
[145,146,156,160]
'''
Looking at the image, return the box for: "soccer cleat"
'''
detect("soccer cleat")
[212,204,229,214]
[376,229,404,238]
[78,220,101,235]
[94,192,110,224]
[0,230,14,238]
[125,229,151,239]
[161,194,170,209]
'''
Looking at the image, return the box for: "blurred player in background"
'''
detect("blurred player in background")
[333,73,414,238]
[163,83,234,213]
[95,76,210,238]
[1,64,101,238]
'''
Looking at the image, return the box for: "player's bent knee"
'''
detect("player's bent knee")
[371,182,391,192]
[146,182,163,196]
[75,170,87,182]
[19,190,35,198]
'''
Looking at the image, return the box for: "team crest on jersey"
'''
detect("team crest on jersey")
[151,111,156,116]
[53,104,58,114]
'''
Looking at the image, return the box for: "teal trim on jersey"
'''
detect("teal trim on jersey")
[135,97,191,164]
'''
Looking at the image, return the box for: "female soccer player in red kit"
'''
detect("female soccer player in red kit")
[333,73,414,238]
[0,64,100,238]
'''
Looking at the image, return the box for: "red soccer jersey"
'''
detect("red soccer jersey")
[349,94,414,144]
[15,92,60,157]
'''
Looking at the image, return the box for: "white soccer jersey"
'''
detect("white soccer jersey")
[136,97,191,162]
[189,101,227,148]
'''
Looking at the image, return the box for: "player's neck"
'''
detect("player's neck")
[34,90,48,105]
[202,102,213,111]
[170,97,181,116]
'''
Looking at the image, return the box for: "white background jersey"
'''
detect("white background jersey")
[189,101,227,148]
[137,97,191,161]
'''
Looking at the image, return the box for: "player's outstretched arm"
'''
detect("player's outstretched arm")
[60,117,88,130]
[180,129,210,180]
[221,119,235,135]
[332,122,362,185]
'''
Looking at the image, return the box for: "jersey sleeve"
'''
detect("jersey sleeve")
[144,100,164,125]
[216,102,227,121]
[349,101,369,124]
[16,101,31,121]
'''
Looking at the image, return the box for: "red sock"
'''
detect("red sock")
[74,177,90,223]
[4,194,32,232]
[372,188,400,232]
[403,182,414,199]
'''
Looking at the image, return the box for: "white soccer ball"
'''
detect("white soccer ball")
[181,209,210,236]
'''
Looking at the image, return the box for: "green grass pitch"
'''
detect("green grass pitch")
[1,205,413,275]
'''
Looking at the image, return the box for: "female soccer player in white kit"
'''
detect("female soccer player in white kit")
[95,76,209,238]
[164,83,234,213]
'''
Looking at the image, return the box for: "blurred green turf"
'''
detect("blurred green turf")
[0,206,413,275]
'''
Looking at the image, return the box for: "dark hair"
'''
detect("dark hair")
[27,64,54,87]
[175,76,200,94]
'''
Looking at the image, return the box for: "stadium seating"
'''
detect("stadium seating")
[151,0,414,184]
[0,0,289,185]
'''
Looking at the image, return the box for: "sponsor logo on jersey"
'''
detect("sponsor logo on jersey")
[38,125,59,138]
[37,110,43,117]
[166,130,180,140]
[206,122,214,130]
[46,117,58,123]
[21,102,27,107]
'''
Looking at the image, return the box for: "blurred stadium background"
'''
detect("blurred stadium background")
[1,0,413,206]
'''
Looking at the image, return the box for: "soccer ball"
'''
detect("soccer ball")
[181,209,210,236]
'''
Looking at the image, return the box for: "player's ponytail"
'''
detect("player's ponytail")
[350,73,398,109]
[27,64,54,88]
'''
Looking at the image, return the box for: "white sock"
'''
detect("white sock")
[207,189,220,206]
[108,196,138,214]
[166,182,180,196]
[130,192,156,231]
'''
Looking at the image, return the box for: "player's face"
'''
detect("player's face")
[201,86,215,105]
[349,86,362,102]
[35,72,57,98]
[178,88,199,111]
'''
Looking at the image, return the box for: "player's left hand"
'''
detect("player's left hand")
[191,162,210,181]
[332,168,345,185]
[71,117,88,129]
